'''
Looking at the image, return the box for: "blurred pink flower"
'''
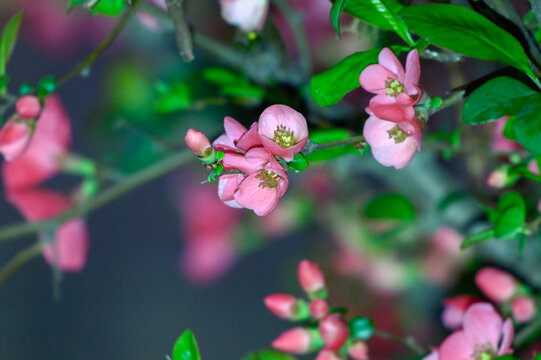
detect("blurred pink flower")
[436,303,514,360]
[475,267,517,304]
[363,115,421,169]
[492,116,522,152]
[309,299,329,320]
[528,159,540,175]
[298,259,326,295]
[185,129,212,157]
[258,104,308,161]
[442,295,479,330]
[511,296,536,323]
[0,117,32,161]
[219,0,269,32]
[316,350,343,360]
[3,95,71,191]
[264,293,301,320]
[319,314,349,351]
[16,95,41,119]
[360,48,421,123]
[272,327,313,354]
[348,341,369,360]
[430,227,463,256]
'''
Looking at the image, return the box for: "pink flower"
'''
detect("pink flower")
[298,259,326,295]
[309,299,329,319]
[258,104,309,161]
[272,327,313,354]
[363,115,421,169]
[264,293,302,320]
[430,227,463,256]
[348,341,369,360]
[486,168,509,189]
[185,129,212,157]
[442,295,479,330]
[528,159,540,175]
[316,350,343,360]
[511,296,536,323]
[213,116,261,155]
[3,95,71,191]
[219,0,269,32]
[492,116,522,152]
[218,174,244,208]
[360,48,421,123]
[319,314,349,351]
[437,303,514,360]
[475,267,517,303]
[7,189,89,271]
[0,117,32,161]
[16,95,41,119]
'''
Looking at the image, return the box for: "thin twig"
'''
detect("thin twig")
[0,242,44,288]
[373,329,426,356]
[301,136,366,156]
[165,0,194,62]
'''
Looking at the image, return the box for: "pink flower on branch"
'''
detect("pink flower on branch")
[511,296,536,323]
[442,295,480,330]
[475,267,517,304]
[219,0,269,32]
[0,117,32,161]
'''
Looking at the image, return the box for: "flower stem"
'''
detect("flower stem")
[0,241,44,289]
[301,136,366,156]
[373,329,426,356]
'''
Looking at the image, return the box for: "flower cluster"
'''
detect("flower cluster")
[265,260,369,360]
[185,104,308,216]
[359,48,423,169]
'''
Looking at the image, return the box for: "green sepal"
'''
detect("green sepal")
[288,153,309,172]
[207,163,224,183]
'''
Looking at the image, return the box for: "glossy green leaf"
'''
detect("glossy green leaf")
[364,193,416,222]
[172,330,201,360]
[288,153,309,172]
[94,0,125,16]
[400,4,534,75]
[330,0,350,37]
[342,0,404,31]
[492,192,526,239]
[514,94,541,154]
[305,128,360,161]
[0,11,23,77]
[462,77,536,125]
[357,0,413,44]
[349,317,374,340]
[154,82,191,114]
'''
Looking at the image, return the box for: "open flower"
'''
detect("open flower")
[0,117,32,161]
[213,116,261,155]
[360,48,421,123]
[436,303,514,360]
[219,0,269,32]
[258,104,308,161]
[363,115,421,169]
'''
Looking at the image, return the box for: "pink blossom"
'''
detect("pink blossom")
[213,116,261,155]
[218,174,244,208]
[258,104,309,161]
[3,95,71,191]
[264,293,301,320]
[437,303,514,360]
[528,159,540,175]
[360,48,421,123]
[298,259,326,295]
[492,116,522,152]
[0,118,32,161]
[348,341,369,360]
[16,95,41,119]
[319,314,349,351]
[309,299,329,319]
[475,267,517,303]
[7,189,89,272]
[316,350,343,360]
[185,129,212,157]
[363,115,421,169]
[442,295,479,330]
[486,168,509,189]
[511,296,536,323]
[272,327,313,354]
[219,0,269,32]
[430,227,463,256]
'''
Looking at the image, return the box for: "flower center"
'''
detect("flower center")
[385,78,404,98]
[256,170,282,189]
[472,345,498,360]
[387,125,407,144]
[274,125,296,148]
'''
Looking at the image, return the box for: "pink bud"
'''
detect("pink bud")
[429,227,463,256]
[442,295,479,330]
[528,160,540,175]
[486,168,510,188]
[264,294,300,320]
[316,350,343,360]
[511,296,536,323]
[475,267,517,303]
[298,259,326,296]
[272,327,312,354]
[16,95,41,119]
[0,118,32,161]
[319,314,349,351]
[185,129,212,157]
[309,299,329,319]
[348,340,369,360]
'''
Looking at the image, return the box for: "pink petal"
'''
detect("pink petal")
[234,173,280,216]
[378,48,405,81]
[42,218,89,272]
[498,319,514,355]
[438,331,473,360]
[236,122,261,151]
[218,174,244,208]
[359,64,397,94]
[259,136,306,161]
[6,188,70,221]
[463,303,503,350]
[213,133,238,153]
[404,49,420,89]
[224,116,247,142]
[222,153,255,174]
[219,0,269,32]
[369,94,415,123]
[258,104,309,142]
[0,118,31,161]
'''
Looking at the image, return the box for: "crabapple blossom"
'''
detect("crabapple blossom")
[511,296,536,323]
[309,299,329,320]
[360,48,421,124]
[272,327,314,354]
[429,227,463,256]
[258,104,309,161]
[219,0,269,32]
[363,115,421,169]
[0,117,32,161]
[348,340,369,360]
[316,350,342,360]
[213,116,261,155]
[264,294,306,320]
[442,295,479,330]
[475,267,517,304]
[184,129,213,158]
[298,259,326,296]
[16,95,41,119]
[319,314,349,351]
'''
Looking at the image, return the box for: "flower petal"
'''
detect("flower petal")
[438,331,473,360]
[359,64,396,94]
[405,49,420,89]
[378,48,405,81]
[463,303,503,351]
[234,173,280,216]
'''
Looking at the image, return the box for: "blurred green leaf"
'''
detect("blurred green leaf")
[364,193,416,222]
[19,82,33,95]
[37,76,57,97]
[154,82,192,114]
[288,153,309,172]
[0,11,23,78]
[305,128,360,161]
[492,192,526,239]
[0,75,9,91]
[207,163,224,183]
[220,83,265,101]
[94,0,125,16]
[514,94,541,154]
[172,330,200,360]
[437,191,469,212]
[349,316,374,340]
[203,67,242,85]
[461,229,495,249]
[330,0,350,37]
[242,350,297,360]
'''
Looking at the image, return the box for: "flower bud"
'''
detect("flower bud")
[348,340,369,360]
[441,295,479,330]
[185,129,213,159]
[0,117,32,161]
[475,267,517,303]
[272,327,313,354]
[16,95,41,119]
[319,314,350,351]
[298,259,326,298]
[264,294,308,321]
[486,167,518,188]
[316,350,343,360]
[309,299,329,319]
[511,296,536,323]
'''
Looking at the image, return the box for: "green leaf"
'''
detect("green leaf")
[305,128,360,161]
[514,94,541,154]
[154,82,192,114]
[203,67,242,85]
[462,77,537,125]
[288,153,309,172]
[437,191,469,212]
[19,82,34,95]
[364,193,416,222]
[220,83,265,101]
[400,4,534,75]
[353,0,414,44]
[172,330,201,360]
[0,75,9,91]
[341,0,404,31]
[349,317,374,340]
[461,229,495,249]
[37,76,57,97]
[492,192,526,239]
[0,11,23,77]
[242,350,297,360]
[94,0,125,16]
[330,0,350,37]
